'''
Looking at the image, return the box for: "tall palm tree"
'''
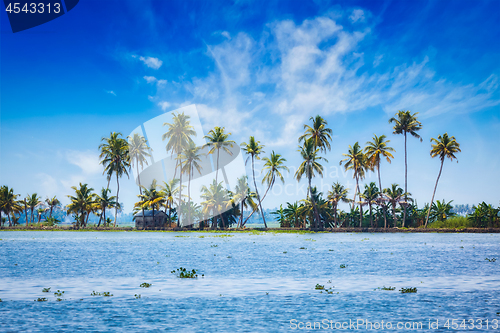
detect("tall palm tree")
[360,182,380,228]
[295,138,327,229]
[327,182,350,228]
[260,151,289,207]
[162,179,180,227]
[96,188,117,227]
[298,115,333,153]
[45,196,60,219]
[340,142,368,227]
[127,133,152,221]
[233,176,257,228]
[179,141,203,225]
[135,180,165,225]
[66,183,96,229]
[200,179,231,230]
[1,187,22,227]
[389,110,422,226]
[365,134,395,227]
[26,193,41,225]
[240,136,266,227]
[163,112,196,226]
[99,132,131,227]
[203,127,235,228]
[424,133,461,227]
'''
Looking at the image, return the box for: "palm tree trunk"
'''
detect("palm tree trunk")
[24,201,29,227]
[377,162,387,228]
[187,168,192,226]
[7,213,12,227]
[178,155,182,227]
[333,204,338,228]
[425,159,444,227]
[114,173,119,227]
[239,199,245,228]
[30,208,34,224]
[308,177,321,229]
[392,204,397,226]
[252,156,267,228]
[137,162,145,225]
[403,132,408,227]
[369,202,373,227]
[354,174,362,228]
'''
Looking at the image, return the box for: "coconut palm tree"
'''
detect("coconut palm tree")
[424,133,461,227]
[271,205,287,227]
[389,110,422,226]
[298,115,333,153]
[295,138,327,229]
[233,176,257,228]
[383,184,409,227]
[99,132,131,227]
[200,179,231,230]
[96,188,117,227]
[45,196,60,219]
[135,180,165,225]
[429,199,455,223]
[162,179,180,227]
[240,136,266,227]
[260,151,289,207]
[284,202,301,228]
[340,142,368,227]
[1,186,22,227]
[179,141,203,226]
[26,193,41,225]
[327,182,350,228]
[365,134,395,227]
[66,183,96,229]
[127,133,152,221]
[360,182,380,228]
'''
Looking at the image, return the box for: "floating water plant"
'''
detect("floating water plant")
[171,267,202,278]
[485,258,497,262]
[339,264,347,268]
[211,244,218,248]
[56,298,63,302]
[376,286,395,291]
[328,249,334,251]
[90,291,101,296]
[102,292,113,297]
[53,290,64,297]
[400,287,417,293]
[35,298,47,302]
[304,238,316,242]
[299,247,306,250]
[134,294,141,299]
[283,251,287,254]
[140,282,152,288]
[315,284,325,290]
[42,288,51,293]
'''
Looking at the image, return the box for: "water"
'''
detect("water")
[1,231,499,332]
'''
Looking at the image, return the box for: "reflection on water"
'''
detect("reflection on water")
[1,231,499,332]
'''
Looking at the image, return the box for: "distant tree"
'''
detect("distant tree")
[360,182,380,228]
[327,182,350,228]
[127,133,152,222]
[66,183,96,229]
[241,136,266,228]
[96,188,117,227]
[45,196,61,219]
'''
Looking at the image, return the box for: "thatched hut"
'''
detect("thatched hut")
[134,210,167,230]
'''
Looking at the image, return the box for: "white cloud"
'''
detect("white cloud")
[221,31,231,39]
[143,76,157,83]
[158,101,171,111]
[106,90,117,96]
[139,56,163,69]
[349,9,365,23]
[65,150,101,175]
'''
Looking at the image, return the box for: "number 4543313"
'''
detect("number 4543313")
[5,2,61,14]
[444,319,498,330]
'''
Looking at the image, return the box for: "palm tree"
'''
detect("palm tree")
[260,151,289,207]
[162,179,180,227]
[383,184,409,227]
[271,204,287,227]
[340,142,368,227]
[365,134,395,227]
[96,188,117,227]
[200,179,231,230]
[424,133,461,227]
[233,176,257,228]
[240,136,266,227]
[179,141,203,225]
[295,138,327,229]
[429,199,455,223]
[389,110,422,226]
[99,132,131,226]
[66,183,96,229]
[26,193,41,225]
[127,133,152,221]
[284,202,301,228]
[298,115,333,153]
[360,182,380,228]
[327,182,350,228]
[1,186,22,227]
[135,180,165,225]
[45,196,60,219]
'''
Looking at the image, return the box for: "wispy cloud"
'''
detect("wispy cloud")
[65,150,101,175]
[158,101,171,111]
[106,90,117,96]
[138,56,163,69]
[143,76,157,83]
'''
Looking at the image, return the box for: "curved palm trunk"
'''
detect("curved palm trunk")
[187,166,192,226]
[137,163,146,226]
[100,177,111,226]
[425,159,444,227]
[30,208,34,225]
[252,155,267,228]
[178,155,183,228]
[24,201,29,227]
[308,176,321,229]
[403,132,408,227]
[114,173,119,227]
[239,199,245,228]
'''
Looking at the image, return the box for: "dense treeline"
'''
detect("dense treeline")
[1,110,499,230]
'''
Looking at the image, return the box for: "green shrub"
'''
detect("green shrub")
[428,216,471,229]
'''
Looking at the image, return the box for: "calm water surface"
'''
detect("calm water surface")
[1,231,499,332]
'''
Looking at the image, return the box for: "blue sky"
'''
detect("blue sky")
[1,0,499,214]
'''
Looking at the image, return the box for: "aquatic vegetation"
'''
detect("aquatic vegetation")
[42,287,51,293]
[35,298,47,302]
[339,264,347,268]
[134,294,141,299]
[140,282,152,288]
[315,284,325,290]
[90,291,101,296]
[283,251,287,254]
[210,244,218,248]
[174,235,189,238]
[304,238,316,242]
[485,258,497,262]
[328,249,334,251]
[299,247,306,250]
[400,287,417,293]
[171,267,202,278]
[227,256,232,258]
[53,290,64,297]
[102,292,113,297]
[376,286,396,291]
[56,298,63,302]
[213,234,233,238]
